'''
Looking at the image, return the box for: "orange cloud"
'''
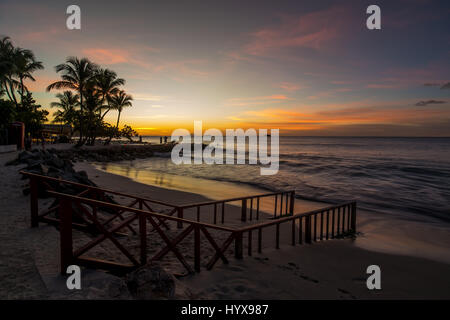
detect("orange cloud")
[225,94,292,107]
[23,75,59,92]
[19,28,62,42]
[277,82,304,92]
[82,48,130,65]
[226,101,450,131]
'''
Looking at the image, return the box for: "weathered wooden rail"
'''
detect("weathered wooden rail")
[21,172,357,275]
[233,201,356,258]
[21,171,294,230]
[49,190,236,275]
[22,171,179,231]
[176,189,295,227]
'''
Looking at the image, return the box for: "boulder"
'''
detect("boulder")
[126,264,175,299]
[46,155,65,168]
[18,150,34,161]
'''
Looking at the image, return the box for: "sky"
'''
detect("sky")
[1,0,449,136]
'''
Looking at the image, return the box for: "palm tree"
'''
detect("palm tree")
[0,38,43,108]
[13,48,44,107]
[0,37,13,82]
[50,91,79,125]
[46,57,98,144]
[0,37,19,105]
[110,90,133,129]
[95,68,125,120]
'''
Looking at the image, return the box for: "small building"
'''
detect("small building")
[40,124,73,136]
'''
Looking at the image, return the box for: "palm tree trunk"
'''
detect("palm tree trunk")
[2,81,14,103]
[20,76,24,108]
[77,87,84,146]
[116,110,121,129]
[100,108,110,121]
[7,81,18,108]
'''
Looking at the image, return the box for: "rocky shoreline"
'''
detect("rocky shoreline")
[54,143,175,163]
[5,144,175,194]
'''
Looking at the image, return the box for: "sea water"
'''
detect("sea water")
[99,136,450,225]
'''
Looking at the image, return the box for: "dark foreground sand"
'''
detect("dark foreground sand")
[1,147,450,299]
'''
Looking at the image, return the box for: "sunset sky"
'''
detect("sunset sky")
[1,0,449,136]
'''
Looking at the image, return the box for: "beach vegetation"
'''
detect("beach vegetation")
[120,124,138,142]
[0,36,47,137]
[1,35,138,146]
[47,57,135,146]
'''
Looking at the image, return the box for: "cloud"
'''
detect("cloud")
[131,93,166,101]
[423,82,450,89]
[243,6,350,56]
[277,82,304,92]
[424,83,441,87]
[441,82,450,90]
[225,94,291,107]
[415,100,446,106]
[19,28,62,43]
[82,48,130,65]
[367,84,403,89]
[227,116,244,121]
[331,80,354,85]
[227,99,450,131]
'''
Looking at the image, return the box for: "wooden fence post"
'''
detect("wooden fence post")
[59,197,73,275]
[258,228,262,253]
[234,232,243,259]
[194,225,200,272]
[351,202,357,233]
[30,177,38,228]
[305,215,312,244]
[248,230,252,256]
[241,199,247,222]
[177,207,183,229]
[289,191,295,215]
[139,212,147,265]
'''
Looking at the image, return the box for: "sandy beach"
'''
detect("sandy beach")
[1,146,450,300]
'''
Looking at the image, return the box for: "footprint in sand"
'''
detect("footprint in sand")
[234,285,246,293]
[276,264,319,283]
[298,274,319,283]
[254,257,269,263]
[227,265,244,272]
[337,288,356,299]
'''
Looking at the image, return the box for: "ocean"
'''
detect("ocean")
[99,136,450,225]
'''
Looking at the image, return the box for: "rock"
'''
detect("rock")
[18,150,34,161]
[126,264,175,299]
[26,162,49,175]
[46,155,65,168]
[26,158,42,167]
[77,170,88,178]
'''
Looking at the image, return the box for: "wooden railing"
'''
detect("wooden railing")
[22,171,179,234]
[48,190,236,275]
[232,202,357,258]
[21,172,357,275]
[175,190,296,227]
[21,171,295,229]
